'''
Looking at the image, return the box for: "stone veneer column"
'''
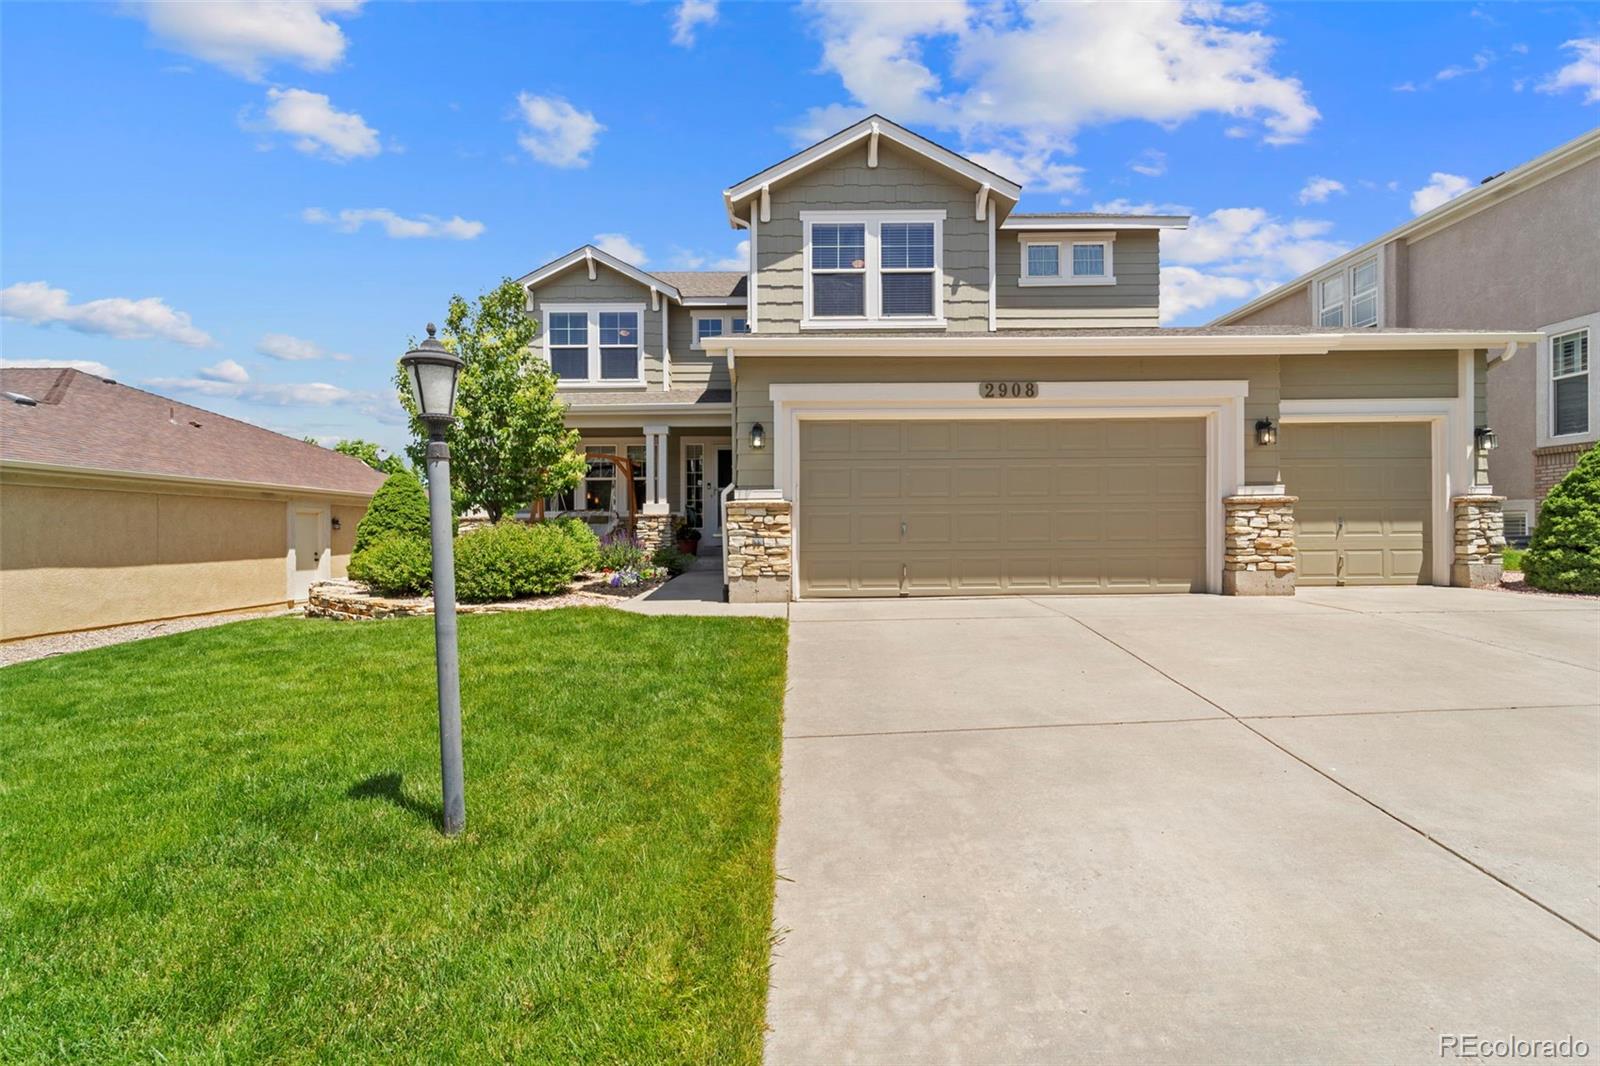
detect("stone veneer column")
[1222,494,1298,596]
[634,512,678,557]
[1451,494,1505,588]
[725,500,791,602]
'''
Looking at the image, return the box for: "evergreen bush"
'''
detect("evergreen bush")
[1523,444,1600,594]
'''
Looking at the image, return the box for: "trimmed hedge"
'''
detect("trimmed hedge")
[453,521,590,603]
[348,533,432,596]
[1523,443,1600,595]
[355,472,431,553]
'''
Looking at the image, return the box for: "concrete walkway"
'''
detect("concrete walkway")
[615,550,787,618]
[768,586,1600,1064]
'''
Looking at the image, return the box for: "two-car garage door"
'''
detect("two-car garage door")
[798,419,1208,597]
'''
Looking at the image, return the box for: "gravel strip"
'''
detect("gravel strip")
[1,608,293,668]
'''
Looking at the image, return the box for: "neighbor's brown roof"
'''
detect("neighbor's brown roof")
[0,368,387,497]
[651,271,747,299]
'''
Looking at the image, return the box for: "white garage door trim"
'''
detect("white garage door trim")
[771,380,1250,599]
[1279,395,1471,588]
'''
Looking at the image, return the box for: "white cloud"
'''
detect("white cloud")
[129,0,361,81]
[1540,38,1600,105]
[0,281,214,347]
[794,0,1319,186]
[671,0,719,47]
[1297,176,1345,204]
[593,233,648,266]
[198,358,250,384]
[668,239,750,271]
[1091,198,1192,215]
[715,239,750,271]
[1410,172,1473,215]
[965,146,1085,194]
[1129,149,1167,177]
[515,93,603,168]
[0,358,116,377]
[302,207,485,239]
[1161,265,1268,321]
[262,87,379,160]
[144,373,401,422]
[1158,206,1349,322]
[257,332,350,361]
[1436,50,1494,81]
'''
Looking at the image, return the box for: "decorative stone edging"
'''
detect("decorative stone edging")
[305,578,642,620]
[1451,494,1505,589]
[1222,494,1297,596]
[725,500,791,603]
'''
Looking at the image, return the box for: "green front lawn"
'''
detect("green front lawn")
[0,610,787,1063]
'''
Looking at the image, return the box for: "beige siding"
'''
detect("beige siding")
[666,304,732,391]
[994,230,1159,326]
[1278,351,1458,400]
[755,140,990,332]
[1226,285,1311,328]
[734,354,1282,489]
[527,263,667,389]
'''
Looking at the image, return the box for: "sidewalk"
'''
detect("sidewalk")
[617,550,787,618]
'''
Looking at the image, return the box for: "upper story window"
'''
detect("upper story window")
[1018,234,1115,287]
[1315,255,1380,328]
[1552,327,1590,437]
[801,211,945,328]
[540,304,645,386]
[691,312,749,348]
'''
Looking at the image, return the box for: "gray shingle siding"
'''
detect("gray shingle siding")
[754,140,991,332]
[994,230,1160,326]
[666,305,732,391]
[526,265,666,387]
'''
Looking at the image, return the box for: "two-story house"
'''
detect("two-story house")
[1212,126,1600,544]
[516,116,1536,602]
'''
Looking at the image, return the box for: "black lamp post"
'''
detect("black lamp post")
[400,324,467,836]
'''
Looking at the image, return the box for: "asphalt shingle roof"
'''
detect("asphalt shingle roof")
[650,271,747,299]
[0,368,387,496]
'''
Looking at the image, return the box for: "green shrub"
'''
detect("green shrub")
[454,522,587,603]
[550,517,601,571]
[355,472,432,553]
[597,531,646,572]
[651,545,696,576]
[1523,444,1600,594]
[1502,547,1525,573]
[348,533,432,596]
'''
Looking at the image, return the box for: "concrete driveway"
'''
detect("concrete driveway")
[767,587,1600,1065]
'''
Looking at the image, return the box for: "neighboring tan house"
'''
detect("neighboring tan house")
[1212,126,1600,544]
[0,367,384,640]
[517,115,1537,601]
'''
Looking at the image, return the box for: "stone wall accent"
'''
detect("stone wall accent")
[1535,443,1591,501]
[1222,494,1298,596]
[725,500,791,603]
[634,512,678,556]
[1451,494,1505,588]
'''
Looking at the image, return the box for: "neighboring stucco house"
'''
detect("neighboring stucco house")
[517,115,1536,601]
[1212,126,1600,544]
[0,367,384,640]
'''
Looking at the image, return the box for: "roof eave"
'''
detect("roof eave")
[0,457,384,500]
[701,330,1541,357]
[517,246,684,302]
[1000,216,1190,231]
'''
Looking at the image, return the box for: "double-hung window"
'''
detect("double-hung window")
[802,212,944,327]
[540,304,645,385]
[1552,327,1590,437]
[1315,255,1380,328]
[1019,234,1114,286]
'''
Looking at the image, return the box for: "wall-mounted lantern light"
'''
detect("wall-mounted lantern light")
[750,422,766,450]
[1254,418,1278,447]
[1475,426,1499,452]
[331,516,341,531]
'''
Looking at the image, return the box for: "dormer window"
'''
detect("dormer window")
[1315,255,1380,328]
[1019,234,1115,286]
[801,211,945,328]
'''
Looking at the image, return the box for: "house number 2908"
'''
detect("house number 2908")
[979,381,1039,398]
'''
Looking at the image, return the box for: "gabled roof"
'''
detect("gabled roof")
[1002,213,1190,231]
[517,245,684,301]
[0,368,387,497]
[723,115,1024,226]
[1212,125,1600,325]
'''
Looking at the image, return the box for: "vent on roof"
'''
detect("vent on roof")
[1480,170,1505,185]
[5,391,38,406]
[189,420,202,428]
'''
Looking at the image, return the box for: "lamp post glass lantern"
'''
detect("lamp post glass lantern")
[400,323,467,836]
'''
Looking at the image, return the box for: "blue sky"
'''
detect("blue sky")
[3,1,1597,454]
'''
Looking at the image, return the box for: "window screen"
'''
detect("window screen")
[1071,243,1106,276]
[1026,244,1060,277]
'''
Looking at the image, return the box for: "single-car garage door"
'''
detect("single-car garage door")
[798,418,1207,597]
[1281,422,1432,586]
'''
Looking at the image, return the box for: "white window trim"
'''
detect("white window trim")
[1538,312,1597,447]
[690,312,749,350]
[1313,254,1382,329]
[800,210,946,329]
[540,302,647,389]
[548,438,650,518]
[1018,232,1116,287]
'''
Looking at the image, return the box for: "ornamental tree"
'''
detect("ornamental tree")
[333,438,407,475]
[395,278,585,522]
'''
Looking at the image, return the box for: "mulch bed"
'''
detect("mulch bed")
[1496,571,1600,600]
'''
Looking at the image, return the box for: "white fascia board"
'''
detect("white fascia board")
[700,330,1541,358]
[1212,127,1600,325]
[1001,216,1189,231]
[722,115,1023,219]
[678,296,748,307]
[517,245,683,302]
[563,401,731,416]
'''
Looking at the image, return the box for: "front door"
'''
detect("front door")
[683,443,734,539]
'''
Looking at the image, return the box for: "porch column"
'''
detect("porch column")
[642,423,669,516]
